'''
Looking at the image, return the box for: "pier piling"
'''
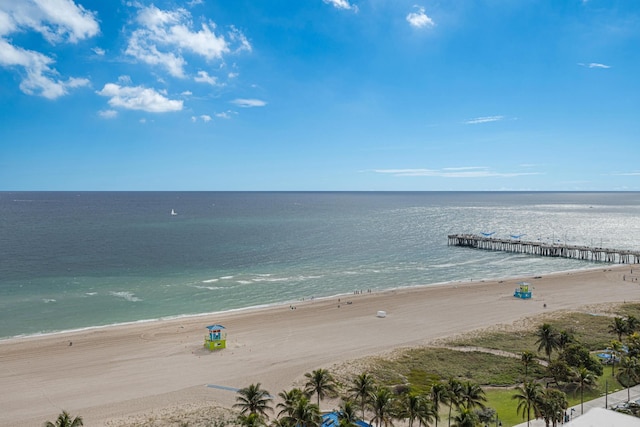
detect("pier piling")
[448,234,640,264]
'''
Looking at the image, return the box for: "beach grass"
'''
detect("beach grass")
[445,330,539,354]
[619,303,640,322]
[352,306,639,426]
[444,308,640,354]
[367,347,545,390]
[444,315,610,353]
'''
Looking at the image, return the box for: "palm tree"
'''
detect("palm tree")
[270,418,292,427]
[618,356,640,402]
[445,378,463,427]
[234,383,274,419]
[44,410,83,427]
[348,372,376,419]
[610,340,624,376]
[337,400,360,427]
[450,408,478,427]
[277,388,305,418]
[609,317,627,342]
[571,367,596,415]
[304,368,337,408]
[628,332,640,358]
[239,412,267,427]
[627,315,639,336]
[513,381,542,427]
[282,396,321,427]
[416,399,437,427]
[397,393,430,427]
[429,382,448,427]
[458,381,486,411]
[368,385,395,427]
[535,323,559,362]
[521,351,536,381]
[557,330,573,354]
[535,388,567,427]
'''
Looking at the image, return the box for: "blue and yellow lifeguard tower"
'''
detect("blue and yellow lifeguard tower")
[204,324,227,350]
[514,282,532,299]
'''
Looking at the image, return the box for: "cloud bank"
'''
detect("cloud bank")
[0,0,98,98]
[323,0,358,12]
[231,98,267,108]
[125,4,251,78]
[465,115,504,124]
[374,166,540,178]
[97,82,183,113]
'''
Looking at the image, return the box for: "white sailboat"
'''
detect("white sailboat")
[170,209,178,216]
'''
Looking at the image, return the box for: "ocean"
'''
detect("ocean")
[1,191,639,340]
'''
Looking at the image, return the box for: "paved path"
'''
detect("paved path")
[512,384,640,426]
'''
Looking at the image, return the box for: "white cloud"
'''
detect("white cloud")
[231,98,266,108]
[194,70,218,85]
[118,75,133,85]
[0,0,98,98]
[0,0,99,43]
[374,167,540,178]
[465,115,504,125]
[0,10,16,37]
[0,38,90,98]
[125,4,250,78]
[191,114,212,122]
[98,109,118,119]
[323,0,358,12]
[611,171,640,176]
[406,6,435,29]
[92,47,105,56]
[229,26,252,53]
[181,90,193,96]
[578,62,611,69]
[97,82,183,113]
[215,110,236,119]
[126,33,187,77]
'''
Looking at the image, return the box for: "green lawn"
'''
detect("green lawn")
[482,370,625,427]
[484,389,525,427]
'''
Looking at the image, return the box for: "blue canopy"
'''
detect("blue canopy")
[322,412,370,427]
[206,324,226,330]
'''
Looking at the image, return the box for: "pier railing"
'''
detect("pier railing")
[448,234,640,264]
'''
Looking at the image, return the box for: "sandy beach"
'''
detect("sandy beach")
[2,265,639,426]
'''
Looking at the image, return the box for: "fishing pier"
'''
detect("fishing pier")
[448,234,640,264]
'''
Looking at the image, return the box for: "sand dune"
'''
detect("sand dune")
[1,265,639,426]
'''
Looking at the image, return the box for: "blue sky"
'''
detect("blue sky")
[0,0,638,191]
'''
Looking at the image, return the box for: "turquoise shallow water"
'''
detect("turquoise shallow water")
[1,191,639,339]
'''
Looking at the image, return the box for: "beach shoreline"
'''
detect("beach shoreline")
[1,264,639,426]
[0,264,611,344]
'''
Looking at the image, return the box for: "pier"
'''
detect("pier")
[448,234,640,264]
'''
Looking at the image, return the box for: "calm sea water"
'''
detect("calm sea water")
[1,191,639,340]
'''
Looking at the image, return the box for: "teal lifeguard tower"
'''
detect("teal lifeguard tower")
[514,282,532,299]
[204,324,227,350]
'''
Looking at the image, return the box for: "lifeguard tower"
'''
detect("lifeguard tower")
[204,324,226,350]
[514,282,532,299]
